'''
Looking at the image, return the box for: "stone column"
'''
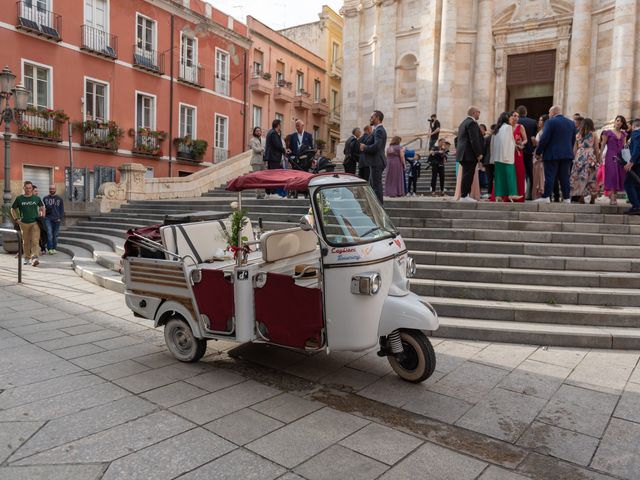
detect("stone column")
[553,29,571,112]
[374,0,398,129]
[473,0,494,123]
[339,1,361,144]
[565,0,592,116]
[608,0,637,121]
[436,0,458,131]
[416,0,440,135]
[493,35,507,117]
[119,163,147,201]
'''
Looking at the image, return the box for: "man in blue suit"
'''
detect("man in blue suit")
[289,120,315,158]
[533,105,576,203]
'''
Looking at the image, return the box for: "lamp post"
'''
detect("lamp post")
[0,66,29,228]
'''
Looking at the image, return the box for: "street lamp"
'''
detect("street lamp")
[1,65,29,228]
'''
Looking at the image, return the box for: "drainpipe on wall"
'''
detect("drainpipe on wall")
[242,48,247,150]
[168,14,175,177]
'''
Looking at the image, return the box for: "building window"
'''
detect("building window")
[314,80,321,102]
[136,14,156,65]
[332,42,339,64]
[253,50,263,77]
[313,126,320,142]
[23,62,51,109]
[136,93,155,129]
[85,79,107,121]
[330,89,339,111]
[215,49,230,96]
[296,71,305,94]
[179,104,196,138]
[276,61,285,85]
[252,105,262,130]
[214,114,228,162]
[84,0,110,52]
[275,112,284,123]
[180,34,197,83]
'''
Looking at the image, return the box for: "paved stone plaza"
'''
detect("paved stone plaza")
[1,253,640,480]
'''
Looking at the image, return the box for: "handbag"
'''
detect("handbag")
[616,146,631,166]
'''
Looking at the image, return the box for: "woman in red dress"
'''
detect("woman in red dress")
[511,110,526,202]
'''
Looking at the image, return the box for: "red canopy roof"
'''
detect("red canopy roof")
[226,169,315,192]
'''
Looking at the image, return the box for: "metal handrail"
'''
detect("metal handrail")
[0,227,23,283]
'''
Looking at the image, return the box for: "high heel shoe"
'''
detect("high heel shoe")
[509,195,524,202]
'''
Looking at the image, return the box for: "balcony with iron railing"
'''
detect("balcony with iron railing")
[16,1,62,41]
[274,80,294,103]
[130,128,166,157]
[80,24,117,59]
[311,98,329,117]
[16,107,68,142]
[174,136,208,162]
[132,46,164,75]
[294,90,313,110]
[79,120,123,151]
[178,63,204,88]
[249,71,273,96]
[215,76,229,96]
[330,58,343,79]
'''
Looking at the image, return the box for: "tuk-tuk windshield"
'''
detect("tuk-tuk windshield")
[314,185,399,246]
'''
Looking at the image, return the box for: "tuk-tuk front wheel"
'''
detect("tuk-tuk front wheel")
[164,317,207,363]
[387,330,436,383]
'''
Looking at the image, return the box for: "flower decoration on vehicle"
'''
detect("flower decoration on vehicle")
[223,202,249,260]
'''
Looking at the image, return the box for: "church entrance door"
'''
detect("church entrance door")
[506,50,556,119]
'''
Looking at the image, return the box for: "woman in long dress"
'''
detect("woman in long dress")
[570,118,600,203]
[453,164,481,200]
[491,112,519,201]
[510,111,527,202]
[249,127,265,199]
[530,115,547,200]
[384,136,406,197]
[600,115,628,205]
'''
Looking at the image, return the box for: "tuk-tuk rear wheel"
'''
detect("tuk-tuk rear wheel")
[164,317,207,363]
[387,330,436,383]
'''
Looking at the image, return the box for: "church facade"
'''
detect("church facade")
[340,0,639,141]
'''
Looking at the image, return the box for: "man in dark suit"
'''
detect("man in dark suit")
[360,110,387,203]
[516,105,537,199]
[263,118,286,196]
[534,105,576,203]
[455,106,484,202]
[343,127,361,174]
[358,125,372,181]
[289,119,315,157]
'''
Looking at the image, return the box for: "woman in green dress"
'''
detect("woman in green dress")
[491,112,519,201]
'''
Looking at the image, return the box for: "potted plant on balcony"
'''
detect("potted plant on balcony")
[277,78,286,87]
[262,72,272,81]
[173,136,208,161]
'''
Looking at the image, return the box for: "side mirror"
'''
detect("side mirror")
[299,216,313,231]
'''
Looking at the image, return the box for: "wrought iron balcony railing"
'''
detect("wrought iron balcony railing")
[81,24,117,58]
[133,46,164,75]
[178,63,204,88]
[16,108,67,142]
[79,120,123,151]
[16,1,62,41]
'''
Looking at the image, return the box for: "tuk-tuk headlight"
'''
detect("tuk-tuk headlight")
[406,257,416,278]
[351,273,382,295]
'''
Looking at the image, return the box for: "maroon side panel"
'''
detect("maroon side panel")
[254,273,323,349]
[192,269,234,332]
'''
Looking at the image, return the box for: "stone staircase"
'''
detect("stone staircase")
[56,191,640,349]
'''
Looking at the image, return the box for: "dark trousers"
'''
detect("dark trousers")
[523,152,533,199]
[624,167,640,208]
[408,176,418,193]
[431,164,445,191]
[542,159,572,200]
[460,161,476,198]
[484,164,495,196]
[266,162,281,194]
[344,161,357,174]
[370,165,384,204]
[358,165,370,181]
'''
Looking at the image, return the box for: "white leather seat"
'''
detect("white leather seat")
[260,227,317,263]
[160,218,254,263]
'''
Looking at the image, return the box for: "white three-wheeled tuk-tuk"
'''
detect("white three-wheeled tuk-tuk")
[123,170,439,382]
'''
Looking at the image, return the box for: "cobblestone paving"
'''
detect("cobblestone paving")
[1,253,639,479]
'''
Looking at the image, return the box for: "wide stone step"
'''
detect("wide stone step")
[415,264,640,288]
[63,225,129,240]
[410,250,640,272]
[405,238,640,260]
[434,317,640,349]
[421,296,640,327]
[399,226,640,245]
[411,279,640,307]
